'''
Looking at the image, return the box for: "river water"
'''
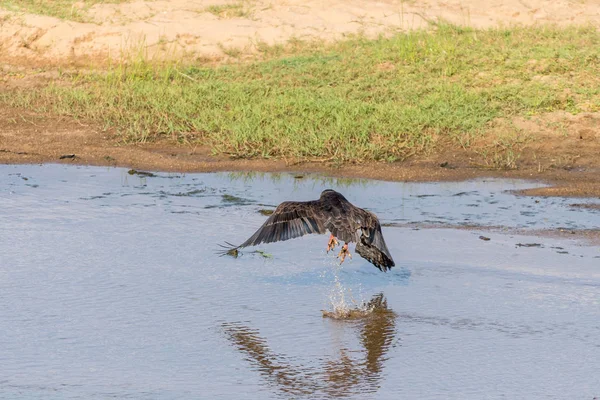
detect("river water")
[1,164,599,399]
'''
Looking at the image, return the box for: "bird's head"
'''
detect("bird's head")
[320,189,337,200]
[320,189,348,202]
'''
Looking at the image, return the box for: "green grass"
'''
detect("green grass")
[1,0,131,22]
[3,24,600,162]
[204,2,252,19]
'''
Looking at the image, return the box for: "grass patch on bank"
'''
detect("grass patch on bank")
[1,0,130,22]
[205,2,253,19]
[3,24,600,161]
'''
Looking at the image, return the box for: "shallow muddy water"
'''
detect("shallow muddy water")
[1,164,599,399]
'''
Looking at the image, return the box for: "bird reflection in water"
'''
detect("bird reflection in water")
[222,294,397,398]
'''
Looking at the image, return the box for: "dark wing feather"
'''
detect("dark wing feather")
[355,213,395,272]
[237,200,327,248]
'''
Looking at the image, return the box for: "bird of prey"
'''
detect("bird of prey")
[220,189,395,272]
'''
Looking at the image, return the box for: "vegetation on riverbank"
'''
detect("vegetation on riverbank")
[1,0,129,22]
[2,24,599,163]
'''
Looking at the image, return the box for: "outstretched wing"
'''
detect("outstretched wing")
[355,213,395,272]
[236,200,328,249]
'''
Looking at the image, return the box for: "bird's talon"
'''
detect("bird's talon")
[337,243,350,264]
[326,234,339,253]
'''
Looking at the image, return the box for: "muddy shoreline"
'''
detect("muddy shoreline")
[1,105,599,197]
[2,136,599,198]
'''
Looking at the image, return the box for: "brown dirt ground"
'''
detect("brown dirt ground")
[1,0,600,199]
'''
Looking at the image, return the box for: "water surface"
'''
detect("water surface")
[1,164,599,399]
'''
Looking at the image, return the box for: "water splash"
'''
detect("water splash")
[322,263,373,319]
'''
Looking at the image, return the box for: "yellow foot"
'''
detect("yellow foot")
[326,234,339,253]
[337,243,352,264]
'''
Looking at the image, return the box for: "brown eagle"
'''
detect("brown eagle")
[221,189,395,272]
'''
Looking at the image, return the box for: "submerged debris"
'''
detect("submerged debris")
[479,235,491,241]
[128,169,156,178]
[252,250,273,259]
[516,243,543,248]
[217,243,271,259]
[570,203,600,210]
[453,191,478,197]
[258,209,274,216]
[221,194,251,204]
[171,189,206,197]
[558,228,577,234]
